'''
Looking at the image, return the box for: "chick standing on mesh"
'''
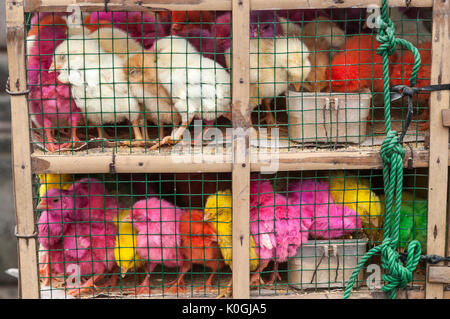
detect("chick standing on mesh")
[126,198,184,295]
[37,188,118,296]
[250,179,308,285]
[167,209,224,294]
[288,179,361,239]
[51,35,143,141]
[225,37,311,125]
[203,190,261,298]
[279,16,346,92]
[151,36,232,149]
[27,15,82,151]
[127,53,181,141]
[328,174,384,243]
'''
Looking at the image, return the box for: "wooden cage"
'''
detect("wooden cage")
[5,0,450,299]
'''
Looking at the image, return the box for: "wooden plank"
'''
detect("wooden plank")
[442,109,450,127]
[24,0,432,12]
[231,0,250,299]
[30,148,432,174]
[428,266,450,284]
[426,0,450,300]
[6,0,40,299]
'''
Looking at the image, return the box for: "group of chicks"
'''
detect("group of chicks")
[36,172,427,297]
[28,7,432,152]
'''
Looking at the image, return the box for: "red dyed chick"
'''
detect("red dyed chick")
[171,11,216,34]
[167,209,224,294]
[327,35,386,93]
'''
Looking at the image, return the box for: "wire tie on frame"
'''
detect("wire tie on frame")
[5,78,29,96]
[14,225,38,239]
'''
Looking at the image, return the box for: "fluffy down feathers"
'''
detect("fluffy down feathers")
[154,36,231,123]
[329,174,384,242]
[127,53,181,128]
[27,15,82,151]
[171,11,216,34]
[38,174,73,198]
[226,37,311,110]
[52,34,141,126]
[327,35,386,93]
[288,179,361,239]
[204,190,260,271]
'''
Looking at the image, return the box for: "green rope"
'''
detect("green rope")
[343,0,422,299]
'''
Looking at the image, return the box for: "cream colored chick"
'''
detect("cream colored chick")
[279,17,345,92]
[88,27,144,60]
[226,37,311,125]
[127,53,181,140]
[151,36,232,149]
[51,35,143,141]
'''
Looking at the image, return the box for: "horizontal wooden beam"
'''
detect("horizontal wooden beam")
[428,266,450,284]
[31,148,431,174]
[24,0,432,12]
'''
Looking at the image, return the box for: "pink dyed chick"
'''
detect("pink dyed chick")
[288,180,361,240]
[27,15,82,152]
[67,178,119,222]
[250,179,308,284]
[128,198,185,295]
[37,188,77,284]
[62,221,117,296]
[212,10,283,51]
[86,11,169,49]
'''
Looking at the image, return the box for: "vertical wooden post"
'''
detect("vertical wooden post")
[231,0,250,299]
[426,0,450,300]
[6,1,40,298]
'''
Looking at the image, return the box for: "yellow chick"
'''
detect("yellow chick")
[329,173,384,243]
[204,190,260,297]
[38,174,73,198]
[113,210,145,277]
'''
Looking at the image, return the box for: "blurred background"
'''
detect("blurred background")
[0,1,19,299]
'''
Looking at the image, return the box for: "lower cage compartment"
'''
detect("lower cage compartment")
[35,170,428,298]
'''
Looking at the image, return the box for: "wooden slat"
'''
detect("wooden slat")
[24,0,432,12]
[31,148,431,174]
[428,266,450,284]
[231,0,250,299]
[426,0,450,300]
[6,0,40,299]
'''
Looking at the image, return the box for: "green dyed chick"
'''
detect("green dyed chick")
[398,193,427,253]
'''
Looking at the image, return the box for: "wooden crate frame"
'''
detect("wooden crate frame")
[6,0,449,299]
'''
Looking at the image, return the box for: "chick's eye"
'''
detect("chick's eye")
[52,198,58,203]
[129,68,137,75]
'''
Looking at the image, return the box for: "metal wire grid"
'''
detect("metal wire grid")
[25,8,431,154]
[35,170,427,298]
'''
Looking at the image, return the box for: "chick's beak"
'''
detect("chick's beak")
[203,213,210,222]
[293,83,302,92]
[121,267,129,278]
[36,199,48,210]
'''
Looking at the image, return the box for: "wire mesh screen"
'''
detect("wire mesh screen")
[247,170,427,296]
[35,170,427,298]
[25,7,431,154]
[35,173,232,298]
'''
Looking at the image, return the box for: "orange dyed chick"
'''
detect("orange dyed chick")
[166,209,224,294]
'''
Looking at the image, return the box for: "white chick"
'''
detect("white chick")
[127,52,181,140]
[151,36,232,149]
[51,35,143,141]
[225,37,311,125]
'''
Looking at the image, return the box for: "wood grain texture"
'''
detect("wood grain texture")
[6,0,40,299]
[231,0,251,299]
[426,0,450,300]
[24,0,432,12]
[428,266,450,284]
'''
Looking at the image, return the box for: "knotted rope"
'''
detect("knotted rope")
[344,0,422,299]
